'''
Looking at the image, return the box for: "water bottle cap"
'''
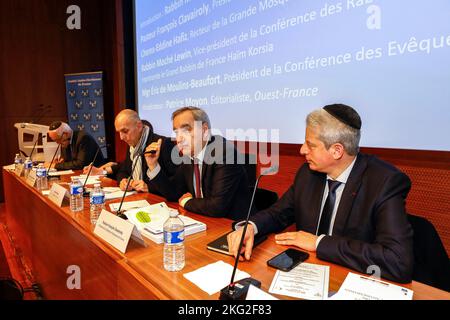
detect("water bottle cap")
[94,183,101,188]
[169,211,179,218]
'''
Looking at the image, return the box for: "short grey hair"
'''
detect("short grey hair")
[172,106,211,128]
[115,109,141,124]
[306,108,360,155]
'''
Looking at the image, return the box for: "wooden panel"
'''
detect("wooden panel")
[3,169,449,299]
[0,0,120,201]
[4,170,121,299]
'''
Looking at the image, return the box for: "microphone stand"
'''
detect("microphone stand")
[46,144,61,177]
[82,145,108,197]
[29,139,39,164]
[219,165,278,300]
[115,153,142,219]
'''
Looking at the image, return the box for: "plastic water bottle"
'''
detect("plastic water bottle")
[90,183,105,225]
[70,177,84,212]
[24,157,32,177]
[35,164,48,191]
[163,211,185,272]
[14,153,23,170]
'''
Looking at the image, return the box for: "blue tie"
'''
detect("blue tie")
[318,180,342,235]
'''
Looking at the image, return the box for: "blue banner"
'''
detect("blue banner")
[64,71,107,158]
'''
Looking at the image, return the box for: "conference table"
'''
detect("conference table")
[2,168,449,300]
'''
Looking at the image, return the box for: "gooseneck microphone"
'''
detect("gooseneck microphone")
[219,165,279,300]
[115,153,142,219]
[29,139,39,163]
[46,143,61,176]
[82,144,110,197]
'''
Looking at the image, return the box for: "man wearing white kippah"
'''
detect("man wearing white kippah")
[48,121,106,170]
[227,104,414,284]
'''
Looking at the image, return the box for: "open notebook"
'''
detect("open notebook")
[124,202,206,244]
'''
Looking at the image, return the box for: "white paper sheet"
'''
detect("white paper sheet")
[246,284,278,300]
[109,200,151,212]
[183,260,251,295]
[48,170,74,176]
[104,190,136,200]
[103,187,122,193]
[329,272,413,300]
[269,263,329,300]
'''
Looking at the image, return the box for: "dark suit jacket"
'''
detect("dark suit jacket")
[115,129,178,195]
[55,130,106,170]
[251,153,414,283]
[147,136,251,220]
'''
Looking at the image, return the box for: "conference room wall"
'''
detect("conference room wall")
[0,0,124,202]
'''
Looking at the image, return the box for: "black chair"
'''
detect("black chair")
[240,152,278,212]
[253,188,278,212]
[408,214,450,292]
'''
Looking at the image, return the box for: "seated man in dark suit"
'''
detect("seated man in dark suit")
[85,109,177,193]
[48,121,106,170]
[227,104,414,283]
[144,106,251,220]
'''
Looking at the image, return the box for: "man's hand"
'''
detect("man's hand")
[178,192,193,208]
[119,178,133,191]
[227,224,255,261]
[275,231,318,252]
[131,180,148,193]
[144,139,162,171]
[100,162,118,174]
[83,164,102,175]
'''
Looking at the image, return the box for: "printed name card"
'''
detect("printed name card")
[94,210,146,253]
[15,165,24,177]
[48,183,68,207]
[25,170,37,187]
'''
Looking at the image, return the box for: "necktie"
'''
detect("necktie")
[317,180,342,236]
[193,159,202,198]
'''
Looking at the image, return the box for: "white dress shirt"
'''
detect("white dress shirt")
[147,144,207,206]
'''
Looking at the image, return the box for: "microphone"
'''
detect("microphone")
[29,139,39,163]
[219,164,279,300]
[115,154,142,220]
[82,144,110,197]
[46,143,61,177]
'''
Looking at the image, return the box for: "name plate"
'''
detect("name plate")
[15,165,24,177]
[94,210,146,253]
[48,183,68,207]
[26,170,37,187]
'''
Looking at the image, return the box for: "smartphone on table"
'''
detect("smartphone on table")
[267,248,310,272]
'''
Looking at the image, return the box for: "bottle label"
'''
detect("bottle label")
[90,195,105,205]
[70,185,83,195]
[36,169,47,178]
[24,162,32,169]
[164,230,185,244]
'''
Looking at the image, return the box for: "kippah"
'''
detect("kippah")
[49,121,63,131]
[323,104,362,130]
